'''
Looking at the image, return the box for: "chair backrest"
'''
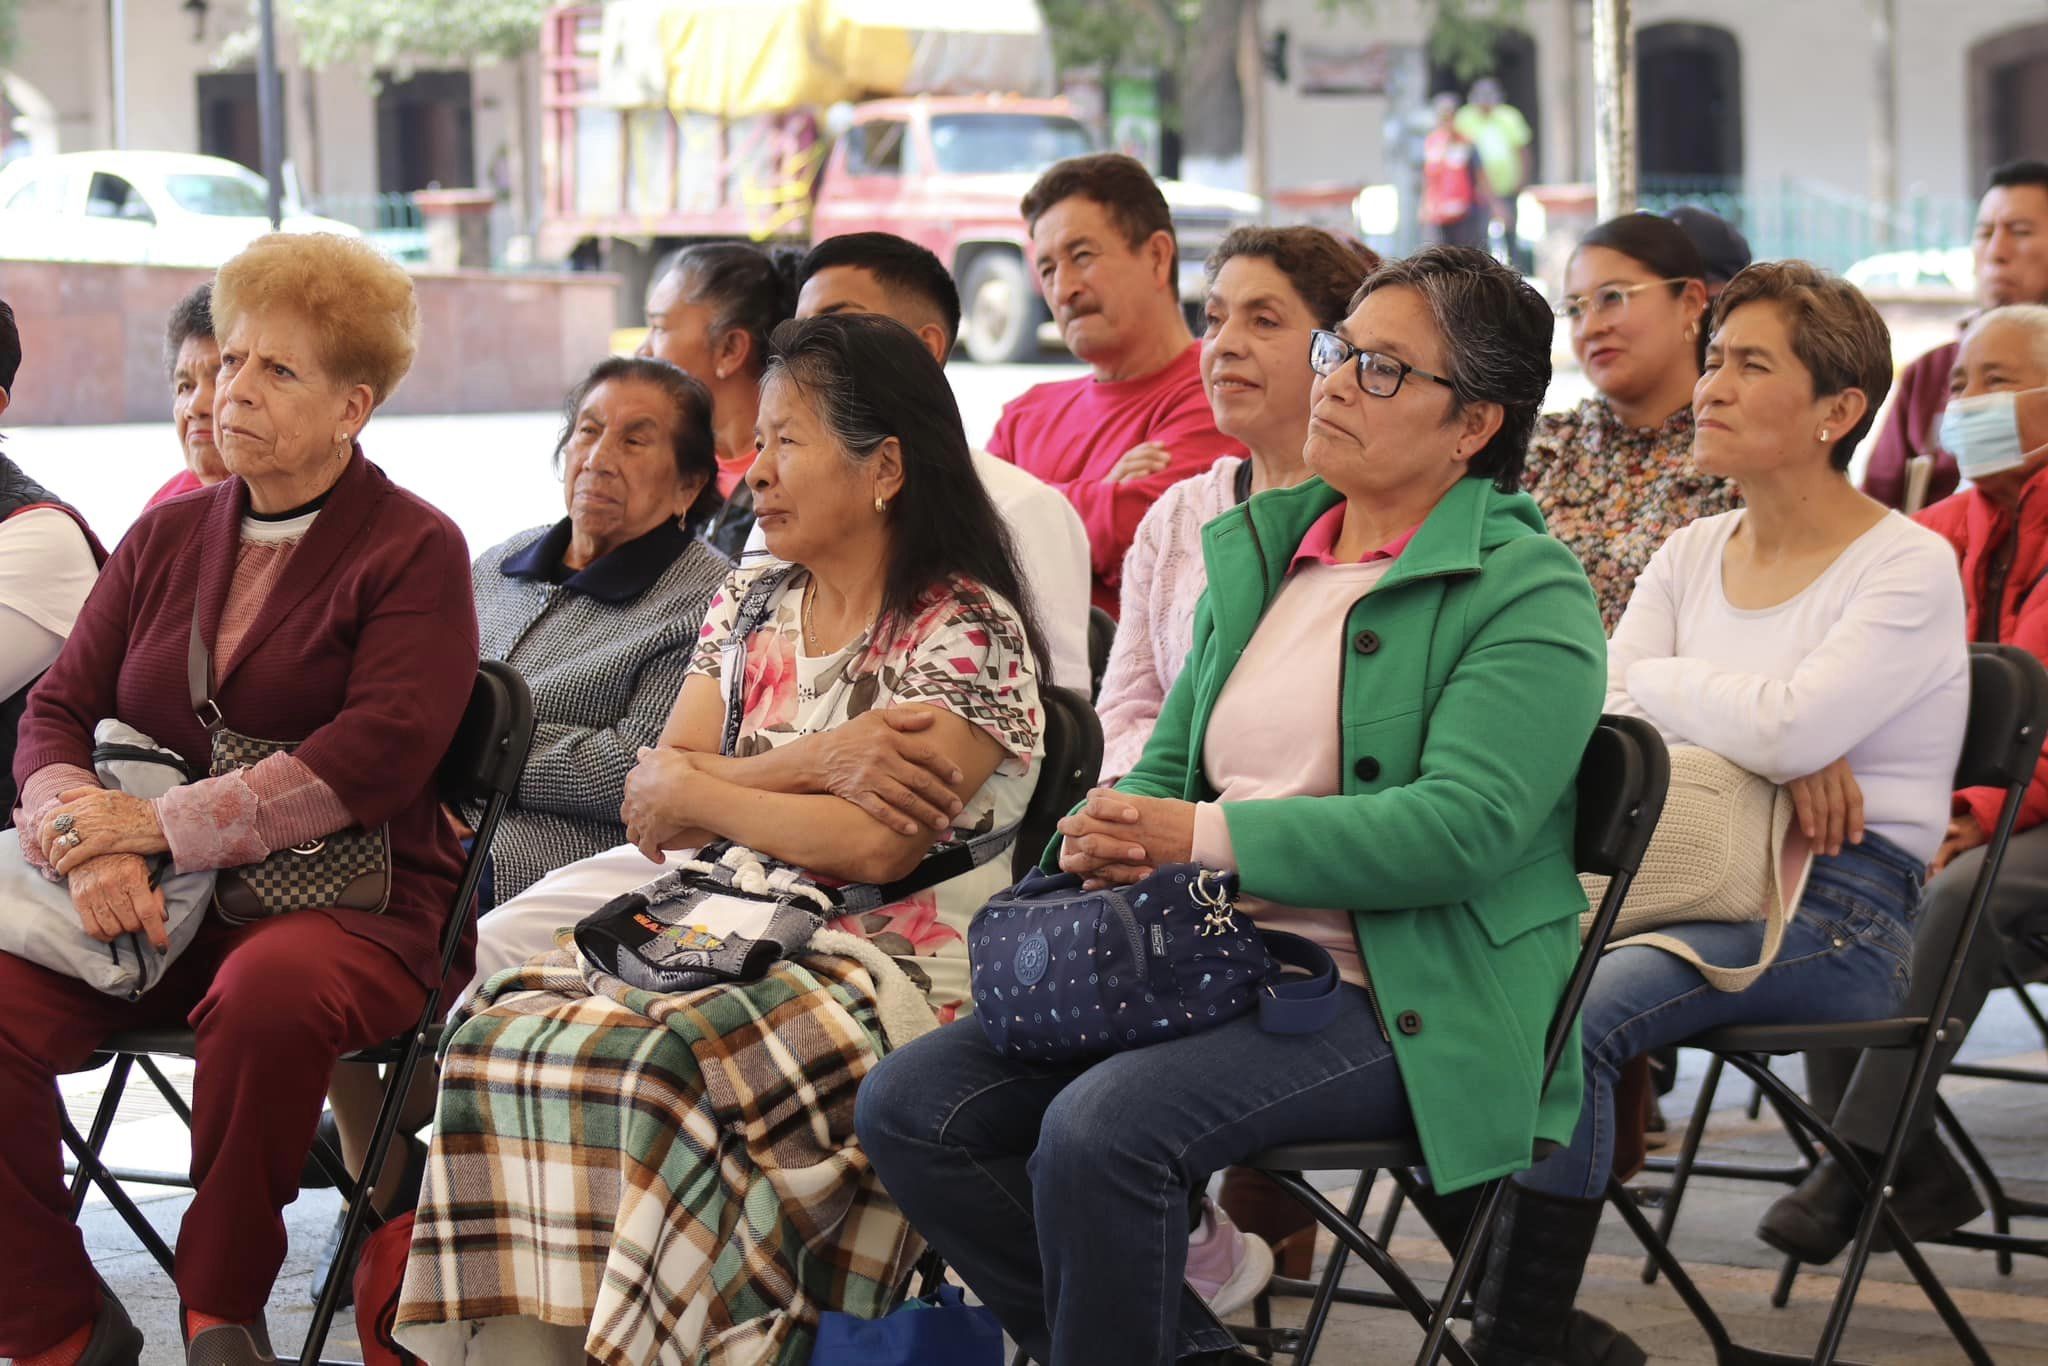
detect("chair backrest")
[1956,644,2048,794]
[1013,685,1105,881]
[437,660,537,807]
[1544,714,1671,1086]
[1087,606,1116,702]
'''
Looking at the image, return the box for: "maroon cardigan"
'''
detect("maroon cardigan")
[13,450,481,989]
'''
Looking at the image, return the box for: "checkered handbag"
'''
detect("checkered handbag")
[188,609,392,923]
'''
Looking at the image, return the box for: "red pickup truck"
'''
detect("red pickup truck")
[539,5,1258,361]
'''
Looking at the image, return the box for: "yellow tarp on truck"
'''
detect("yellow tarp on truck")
[596,0,1056,116]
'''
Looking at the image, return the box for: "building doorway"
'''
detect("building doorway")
[1638,23,1742,190]
[196,71,278,174]
[1971,24,2048,193]
[375,70,475,193]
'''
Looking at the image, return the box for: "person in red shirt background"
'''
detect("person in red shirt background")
[1420,93,1487,252]
[989,153,1237,615]
[145,283,230,510]
[1862,161,2048,512]
[1765,304,2048,1265]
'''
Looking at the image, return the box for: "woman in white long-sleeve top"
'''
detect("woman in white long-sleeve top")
[1444,261,1970,1366]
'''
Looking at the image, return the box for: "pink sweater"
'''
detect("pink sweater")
[1097,457,1244,781]
[19,516,351,875]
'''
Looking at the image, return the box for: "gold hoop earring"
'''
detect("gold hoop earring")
[1685,322,1698,341]
[874,496,887,514]
[1818,428,1831,444]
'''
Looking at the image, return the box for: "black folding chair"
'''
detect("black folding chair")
[1234,714,1671,1366]
[1087,606,1116,703]
[1012,685,1104,882]
[60,660,536,1366]
[1604,643,2048,1366]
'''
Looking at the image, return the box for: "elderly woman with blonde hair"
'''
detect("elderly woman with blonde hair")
[0,233,480,1366]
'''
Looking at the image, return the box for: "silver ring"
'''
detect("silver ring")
[59,830,84,850]
[52,813,75,835]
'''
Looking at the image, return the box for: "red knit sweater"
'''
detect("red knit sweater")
[12,451,481,988]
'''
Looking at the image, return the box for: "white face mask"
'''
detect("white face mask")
[1939,389,2048,480]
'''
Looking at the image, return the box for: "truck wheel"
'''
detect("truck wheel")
[961,251,1045,364]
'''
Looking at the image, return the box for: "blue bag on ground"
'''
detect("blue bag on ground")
[968,865,1340,1063]
[811,1282,1004,1365]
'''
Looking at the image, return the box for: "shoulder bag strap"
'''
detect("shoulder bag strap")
[719,563,801,757]
[1256,929,1344,1035]
[186,608,223,733]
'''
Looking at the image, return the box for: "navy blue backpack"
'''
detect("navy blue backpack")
[968,864,1340,1063]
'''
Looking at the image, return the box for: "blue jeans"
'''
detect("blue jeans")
[1517,833,1922,1200]
[856,986,1410,1366]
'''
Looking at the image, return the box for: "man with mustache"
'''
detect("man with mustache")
[988,154,1236,616]
[1863,160,2048,511]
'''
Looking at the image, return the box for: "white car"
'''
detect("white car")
[0,151,360,268]
[1843,246,1975,294]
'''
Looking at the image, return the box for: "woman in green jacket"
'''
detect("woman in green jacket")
[857,247,1608,1366]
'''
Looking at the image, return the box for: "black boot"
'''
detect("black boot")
[1404,1177,1487,1254]
[1757,1132,1985,1264]
[1468,1185,1644,1366]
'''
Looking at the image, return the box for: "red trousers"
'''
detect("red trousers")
[0,911,425,1356]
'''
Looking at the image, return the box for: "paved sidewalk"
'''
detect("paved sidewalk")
[53,987,2048,1364]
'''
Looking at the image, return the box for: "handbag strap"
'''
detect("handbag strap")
[720,562,802,757]
[1609,788,1813,992]
[1256,929,1344,1035]
[186,608,224,733]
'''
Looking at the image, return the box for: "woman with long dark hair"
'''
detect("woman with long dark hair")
[393,314,1048,1363]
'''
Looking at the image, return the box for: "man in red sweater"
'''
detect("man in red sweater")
[990,154,1237,615]
[1862,160,2048,511]
[1763,304,2048,1264]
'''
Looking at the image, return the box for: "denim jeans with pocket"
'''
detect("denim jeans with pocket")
[1516,832,1923,1201]
[856,985,1409,1366]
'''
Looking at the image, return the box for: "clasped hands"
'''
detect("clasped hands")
[1056,787,1195,889]
[33,786,171,951]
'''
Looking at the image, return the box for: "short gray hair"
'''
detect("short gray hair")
[1965,304,2048,372]
[1348,245,1555,491]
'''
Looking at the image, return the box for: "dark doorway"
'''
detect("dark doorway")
[197,71,281,174]
[375,70,475,193]
[1428,27,1540,183]
[1638,23,1743,188]
[1972,24,2048,192]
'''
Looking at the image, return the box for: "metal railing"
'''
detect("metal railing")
[1637,176,1976,277]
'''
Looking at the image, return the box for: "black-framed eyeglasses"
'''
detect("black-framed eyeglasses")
[1308,329,1457,399]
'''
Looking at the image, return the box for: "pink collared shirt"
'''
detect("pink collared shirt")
[1187,506,1418,987]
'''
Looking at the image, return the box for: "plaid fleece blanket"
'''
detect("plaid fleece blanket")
[393,932,926,1365]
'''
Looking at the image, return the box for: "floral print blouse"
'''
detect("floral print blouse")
[1522,398,1740,632]
[685,561,1044,1019]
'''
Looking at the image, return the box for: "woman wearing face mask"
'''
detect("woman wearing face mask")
[1761,303,2048,1266]
[1525,213,1738,629]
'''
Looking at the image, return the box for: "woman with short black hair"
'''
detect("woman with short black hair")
[858,246,1609,1366]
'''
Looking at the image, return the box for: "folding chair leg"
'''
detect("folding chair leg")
[1732,1056,1993,1366]
[60,1112,175,1275]
[1254,1170,1479,1366]
[1294,1170,1375,1364]
[1376,1175,1408,1247]
[1414,1177,1508,1366]
[1935,1094,2013,1275]
[67,1054,135,1216]
[1643,1051,1723,1284]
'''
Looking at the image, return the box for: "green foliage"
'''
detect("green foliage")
[275,0,548,73]
[0,0,17,67]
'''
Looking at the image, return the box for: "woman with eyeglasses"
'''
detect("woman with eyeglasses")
[1525,212,1739,629]
[857,246,1609,1366]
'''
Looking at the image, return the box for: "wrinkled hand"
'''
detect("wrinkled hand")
[816,708,963,836]
[621,746,712,863]
[66,853,167,952]
[1932,812,1988,875]
[40,787,169,876]
[1056,787,1196,888]
[1785,758,1863,858]
[1105,441,1173,484]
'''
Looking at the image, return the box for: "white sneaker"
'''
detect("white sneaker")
[1184,1197,1276,1318]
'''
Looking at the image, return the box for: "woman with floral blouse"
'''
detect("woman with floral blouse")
[1525,212,1740,629]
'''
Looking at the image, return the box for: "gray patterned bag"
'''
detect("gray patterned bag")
[187,611,391,922]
